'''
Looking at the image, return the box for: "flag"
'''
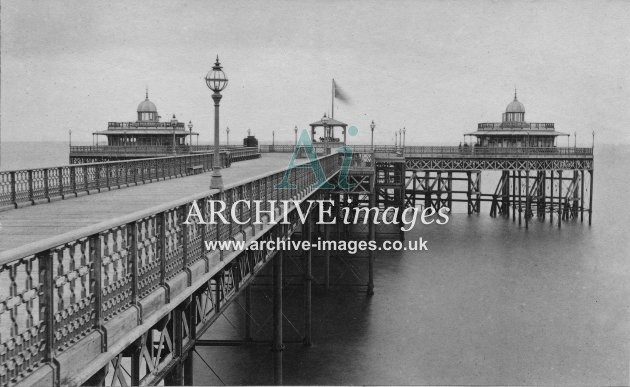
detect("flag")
[332,79,350,103]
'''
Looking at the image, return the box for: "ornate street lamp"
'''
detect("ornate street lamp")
[370,120,375,151]
[188,120,193,147]
[205,55,228,190]
[172,117,177,154]
[403,127,406,146]
[403,127,406,153]
[226,126,230,146]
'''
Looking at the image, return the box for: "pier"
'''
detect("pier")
[0,142,594,386]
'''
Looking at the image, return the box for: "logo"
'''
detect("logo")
[275,125,359,190]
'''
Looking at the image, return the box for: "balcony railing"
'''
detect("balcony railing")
[477,122,556,130]
[107,121,186,128]
[0,153,340,386]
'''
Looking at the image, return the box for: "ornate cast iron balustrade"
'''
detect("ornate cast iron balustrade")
[402,146,593,157]
[0,148,259,210]
[0,154,340,387]
[258,144,593,158]
[70,145,255,156]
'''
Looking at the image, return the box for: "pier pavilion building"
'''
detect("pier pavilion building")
[466,92,568,148]
[93,90,198,147]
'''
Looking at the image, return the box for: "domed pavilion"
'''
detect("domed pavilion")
[465,90,568,148]
[93,89,197,147]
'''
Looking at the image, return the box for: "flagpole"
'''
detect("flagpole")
[331,79,335,119]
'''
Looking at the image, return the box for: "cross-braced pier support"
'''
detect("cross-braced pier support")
[487,169,592,228]
[401,161,593,229]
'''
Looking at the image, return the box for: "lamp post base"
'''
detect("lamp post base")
[210,168,224,190]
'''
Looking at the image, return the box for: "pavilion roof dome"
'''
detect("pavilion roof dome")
[505,92,525,113]
[137,89,158,113]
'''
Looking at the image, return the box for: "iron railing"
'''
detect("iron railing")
[403,146,593,157]
[70,145,253,156]
[477,122,556,130]
[258,143,337,153]
[259,144,593,157]
[0,153,340,387]
[0,148,259,210]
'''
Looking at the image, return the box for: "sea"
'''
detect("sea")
[1,142,629,385]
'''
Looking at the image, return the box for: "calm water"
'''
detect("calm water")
[2,142,629,385]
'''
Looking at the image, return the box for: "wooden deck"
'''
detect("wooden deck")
[0,153,300,252]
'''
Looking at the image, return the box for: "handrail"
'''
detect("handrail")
[0,148,260,209]
[477,122,556,130]
[70,145,254,155]
[402,146,593,156]
[257,144,592,156]
[0,153,341,386]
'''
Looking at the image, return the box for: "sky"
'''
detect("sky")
[1,0,629,146]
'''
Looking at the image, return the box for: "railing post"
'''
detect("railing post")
[181,205,191,285]
[158,212,169,302]
[71,166,77,196]
[89,233,106,351]
[28,170,34,204]
[44,169,50,201]
[38,249,60,387]
[105,164,110,190]
[58,167,63,198]
[127,221,141,323]
[95,165,101,192]
[10,171,17,207]
[84,165,89,193]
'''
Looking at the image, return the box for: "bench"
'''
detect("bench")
[187,165,204,175]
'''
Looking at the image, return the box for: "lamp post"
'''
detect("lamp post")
[205,55,228,190]
[188,120,193,147]
[272,130,275,151]
[172,123,176,154]
[370,120,375,151]
[294,125,298,150]
[395,131,398,148]
[226,126,230,146]
[321,114,329,155]
[69,129,72,148]
[403,127,406,151]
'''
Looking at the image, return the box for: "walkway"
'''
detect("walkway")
[0,154,299,251]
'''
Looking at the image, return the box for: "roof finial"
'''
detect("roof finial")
[514,85,517,101]
[146,86,149,100]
